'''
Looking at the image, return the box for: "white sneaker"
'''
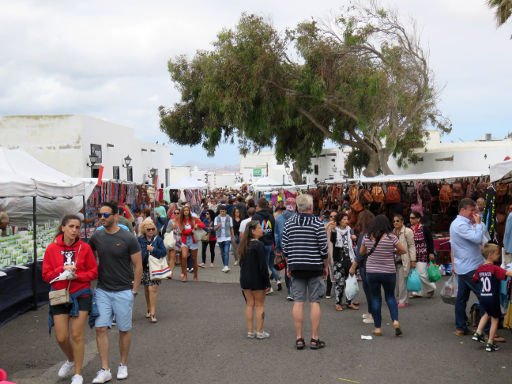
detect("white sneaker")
[117,364,128,380]
[71,374,83,384]
[363,317,374,324]
[222,266,230,273]
[58,361,75,379]
[265,287,274,295]
[256,331,270,339]
[92,368,112,383]
[247,331,256,339]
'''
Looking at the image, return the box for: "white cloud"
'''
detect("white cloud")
[1,0,511,165]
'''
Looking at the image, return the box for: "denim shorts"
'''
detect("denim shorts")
[95,288,134,331]
[291,275,325,303]
[183,235,199,250]
[51,295,92,316]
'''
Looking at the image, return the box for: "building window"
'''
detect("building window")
[90,144,102,163]
[127,166,133,182]
[314,165,319,175]
[113,166,120,180]
[165,169,170,187]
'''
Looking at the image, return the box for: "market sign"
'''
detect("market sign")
[253,168,262,177]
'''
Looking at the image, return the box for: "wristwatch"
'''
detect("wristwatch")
[132,291,138,297]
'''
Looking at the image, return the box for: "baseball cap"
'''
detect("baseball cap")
[285,197,296,211]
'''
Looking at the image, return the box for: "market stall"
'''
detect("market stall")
[163,176,206,212]
[0,148,95,326]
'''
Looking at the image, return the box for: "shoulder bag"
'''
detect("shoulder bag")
[49,244,81,306]
[163,231,176,250]
[149,240,171,280]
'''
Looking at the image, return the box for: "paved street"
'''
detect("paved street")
[1,252,511,384]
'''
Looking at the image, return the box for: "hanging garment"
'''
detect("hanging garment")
[483,185,497,240]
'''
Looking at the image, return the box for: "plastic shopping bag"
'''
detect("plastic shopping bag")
[427,262,442,282]
[440,274,458,305]
[406,269,422,292]
[345,275,359,301]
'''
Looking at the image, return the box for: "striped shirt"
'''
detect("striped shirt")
[282,213,328,272]
[362,234,399,274]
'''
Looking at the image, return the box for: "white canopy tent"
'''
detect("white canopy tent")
[253,176,282,187]
[0,148,96,225]
[490,159,512,183]
[167,176,206,190]
[325,170,489,184]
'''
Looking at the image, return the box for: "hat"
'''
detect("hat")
[285,197,296,211]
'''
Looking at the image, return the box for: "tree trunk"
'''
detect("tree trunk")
[378,149,394,175]
[291,162,303,185]
[362,152,380,177]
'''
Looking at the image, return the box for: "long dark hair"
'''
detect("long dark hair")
[54,214,82,240]
[237,220,260,260]
[354,209,375,236]
[367,214,393,241]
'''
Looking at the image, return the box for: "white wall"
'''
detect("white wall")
[170,166,191,183]
[388,130,512,175]
[0,114,172,185]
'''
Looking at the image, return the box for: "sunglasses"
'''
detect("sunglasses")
[330,215,336,218]
[393,220,401,223]
[146,228,156,231]
[98,212,113,218]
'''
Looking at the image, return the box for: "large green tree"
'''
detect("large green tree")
[159,3,450,178]
[488,0,512,26]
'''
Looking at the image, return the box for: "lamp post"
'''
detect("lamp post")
[122,155,132,168]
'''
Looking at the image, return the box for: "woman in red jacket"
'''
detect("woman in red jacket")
[173,205,205,282]
[42,214,98,384]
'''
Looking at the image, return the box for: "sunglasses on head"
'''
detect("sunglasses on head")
[98,212,113,218]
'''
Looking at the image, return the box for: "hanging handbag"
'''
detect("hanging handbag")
[49,244,81,306]
[193,228,207,242]
[148,253,171,280]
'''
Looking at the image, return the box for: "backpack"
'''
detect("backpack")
[359,189,373,205]
[452,182,464,201]
[406,184,418,204]
[371,185,385,203]
[348,184,359,204]
[385,183,401,204]
[439,183,453,203]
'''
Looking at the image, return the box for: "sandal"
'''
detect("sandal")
[145,311,151,319]
[335,305,343,311]
[347,303,359,310]
[295,338,305,350]
[150,314,158,323]
[310,338,326,349]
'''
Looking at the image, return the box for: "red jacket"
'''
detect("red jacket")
[42,235,98,294]
[179,217,206,244]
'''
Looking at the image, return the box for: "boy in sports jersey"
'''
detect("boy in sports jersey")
[472,243,512,352]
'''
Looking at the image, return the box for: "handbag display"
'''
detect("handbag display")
[193,228,207,242]
[163,231,176,250]
[148,254,171,280]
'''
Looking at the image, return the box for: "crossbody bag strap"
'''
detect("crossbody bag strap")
[366,235,382,257]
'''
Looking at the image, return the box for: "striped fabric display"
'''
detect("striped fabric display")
[282,213,328,272]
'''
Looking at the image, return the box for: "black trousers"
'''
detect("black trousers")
[202,240,216,264]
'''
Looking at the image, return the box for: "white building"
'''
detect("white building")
[389,130,512,175]
[239,147,347,185]
[0,114,173,186]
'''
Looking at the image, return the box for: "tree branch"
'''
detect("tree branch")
[296,107,333,139]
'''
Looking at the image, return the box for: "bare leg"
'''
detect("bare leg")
[292,302,305,339]
[489,317,499,342]
[144,285,150,314]
[243,289,255,333]
[148,285,158,315]
[253,290,266,333]
[70,311,88,375]
[191,249,198,281]
[95,327,109,370]
[168,249,176,274]
[54,314,74,362]
[181,246,188,281]
[476,312,489,333]
[310,302,321,340]
[119,330,131,365]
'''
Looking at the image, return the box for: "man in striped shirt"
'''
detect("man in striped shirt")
[282,194,328,350]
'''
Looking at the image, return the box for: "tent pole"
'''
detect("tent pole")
[31,196,38,309]
[83,195,88,240]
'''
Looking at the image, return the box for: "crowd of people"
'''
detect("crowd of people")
[40,189,512,383]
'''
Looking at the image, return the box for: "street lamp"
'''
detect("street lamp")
[86,153,99,168]
[122,155,132,168]
[149,168,157,177]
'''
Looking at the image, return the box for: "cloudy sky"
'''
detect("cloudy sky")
[1,0,511,166]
